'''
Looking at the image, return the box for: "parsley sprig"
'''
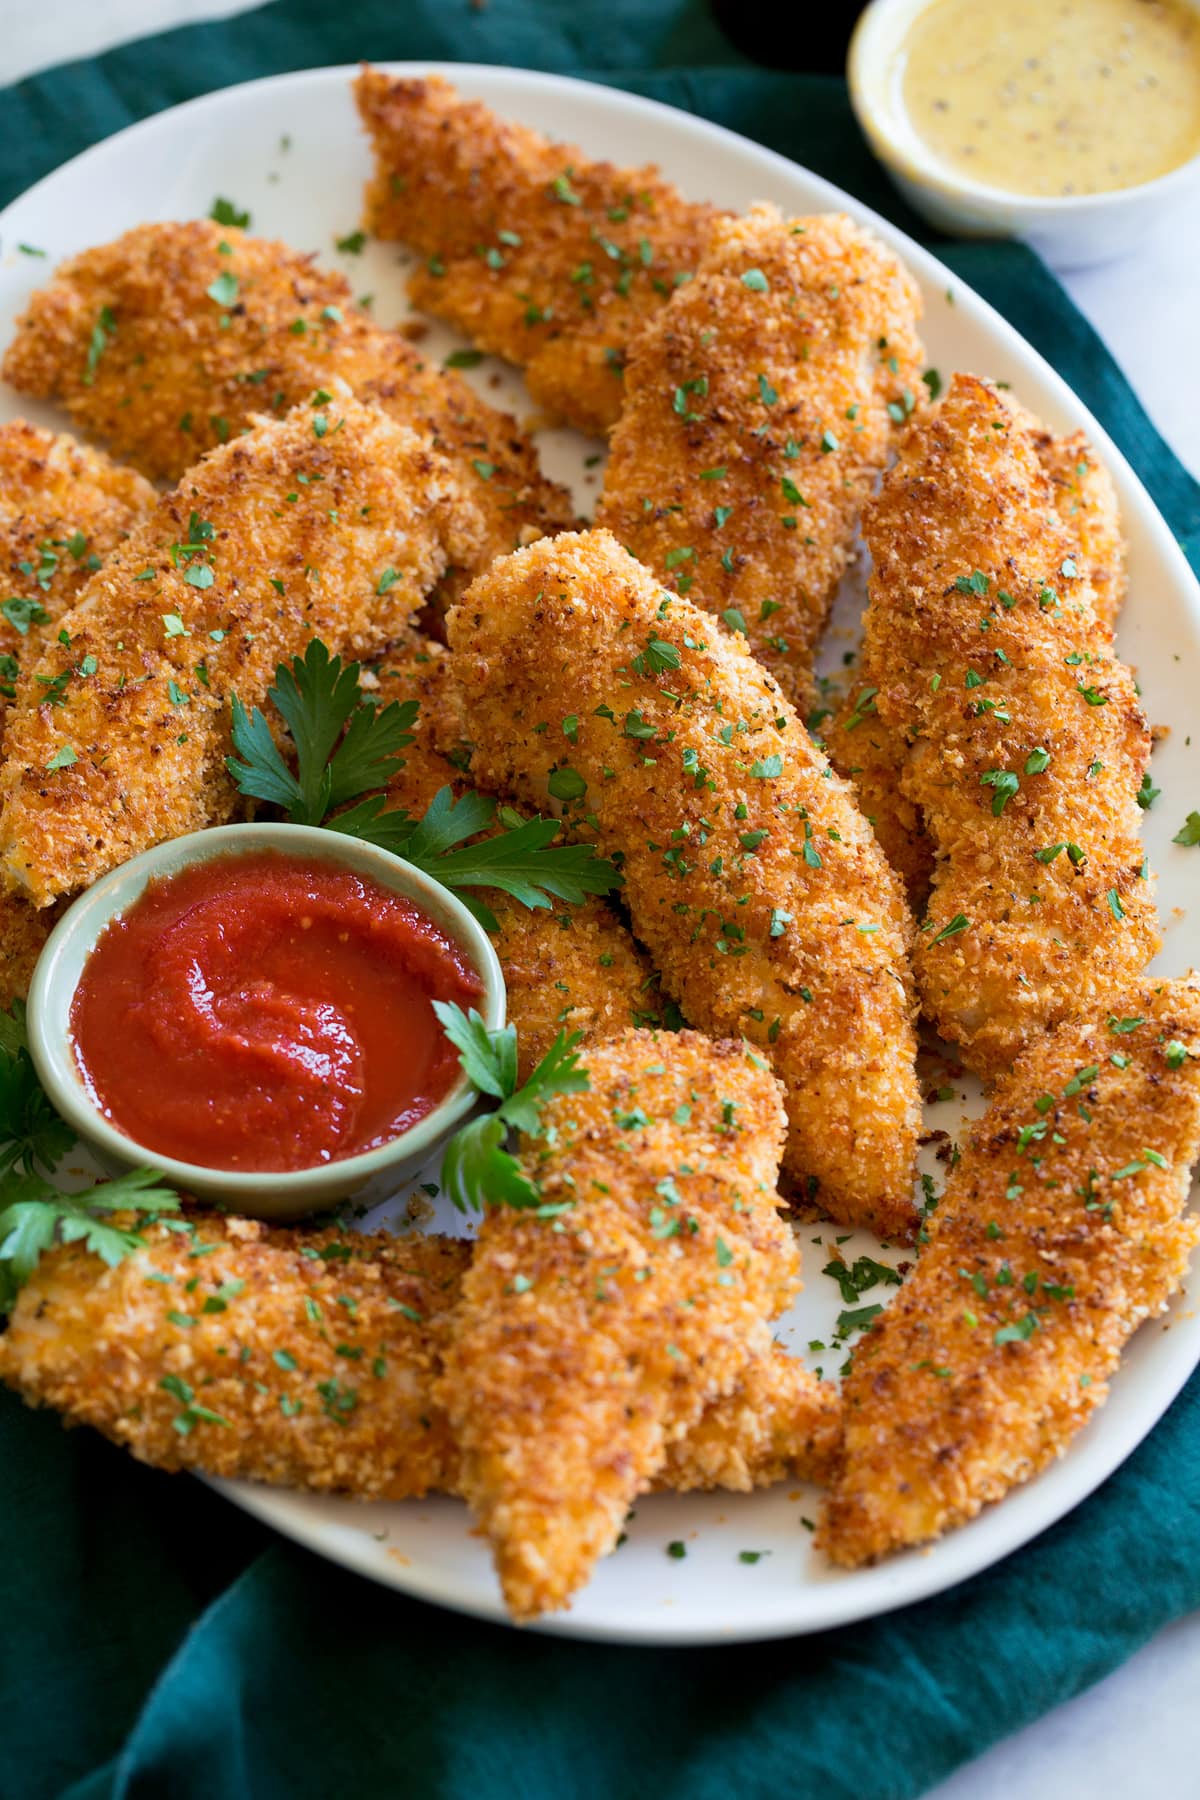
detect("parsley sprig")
[0,1169,182,1314]
[228,640,418,825]
[0,1003,181,1313]
[434,1003,589,1213]
[227,641,622,928]
[0,1003,74,1178]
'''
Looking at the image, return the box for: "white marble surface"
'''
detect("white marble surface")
[0,0,1197,1792]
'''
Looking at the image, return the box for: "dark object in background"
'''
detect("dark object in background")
[712,0,870,71]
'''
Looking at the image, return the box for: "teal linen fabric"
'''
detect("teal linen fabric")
[1,4,1198,1797]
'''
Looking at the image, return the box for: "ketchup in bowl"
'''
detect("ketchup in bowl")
[70,850,483,1172]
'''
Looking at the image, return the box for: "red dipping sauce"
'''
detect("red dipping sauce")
[70,850,483,1172]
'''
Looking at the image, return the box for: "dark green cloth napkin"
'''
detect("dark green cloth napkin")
[2,4,1198,1798]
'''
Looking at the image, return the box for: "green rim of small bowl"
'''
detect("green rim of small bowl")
[25,822,506,1215]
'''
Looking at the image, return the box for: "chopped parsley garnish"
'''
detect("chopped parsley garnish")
[980,769,1019,815]
[210,197,250,229]
[1,597,50,636]
[83,306,115,385]
[206,271,239,309]
[928,912,970,945]
[1173,812,1200,847]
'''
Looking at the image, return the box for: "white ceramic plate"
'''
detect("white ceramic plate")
[2,63,1198,1646]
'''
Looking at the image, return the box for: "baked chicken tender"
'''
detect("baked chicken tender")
[0,420,154,732]
[0,893,58,1010]
[355,69,719,437]
[437,1028,802,1620]
[860,374,1156,1077]
[0,1213,837,1513]
[447,529,921,1238]
[827,410,1127,910]
[0,398,485,907]
[373,633,661,1074]
[1,221,573,589]
[0,1215,466,1501]
[598,205,925,708]
[821,974,1200,1567]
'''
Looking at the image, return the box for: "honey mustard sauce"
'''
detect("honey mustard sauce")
[900,0,1200,196]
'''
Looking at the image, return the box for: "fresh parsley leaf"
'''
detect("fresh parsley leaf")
[231,642,620,921]
[0,1167,181,1314]
[333,786,621,929]
[1173,812,1200,847]
[0,1004,76,1179]
[432,1002,518,1101]
[434,1008,589,1212]
[227,640,412,824]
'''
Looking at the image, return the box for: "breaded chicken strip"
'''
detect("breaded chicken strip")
[438,1028,801,1619]
[597,205,925,707]
[373,634,661,1073]
[661,1345,841,1493]
[0,1212,836,1508]
[821,975,1200,1567]
[827,407,1127,909]
[0,893,58,1009]
[355,69,718,437]
[448,529,921,1237]
[1,221,573,590]
[860,375,1155,1076]
[0,420,154,731]
[0,398,484,907]
[0,1215,465,1499]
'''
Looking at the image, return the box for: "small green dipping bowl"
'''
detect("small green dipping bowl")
[26,823,506,1221]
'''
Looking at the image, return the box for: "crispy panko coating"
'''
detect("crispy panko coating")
[355,69,719,437]
[0,892,57,1009]
[827,405,1127,910]
[859,375,1155,1077]
[0,1212,837,1512]
[821,975,1200,1567]
[1024,422,1126,633]
[0,420,154,731]
[659,1345,841,1492]
[437,1028,801,1620]
[447,529,921,1238]
[374,634,661,1074]
[597,205,925,707]
[0,398,484,907]
[824,673,933,907]
[0,1214,465,1501]
[1,221,573,590]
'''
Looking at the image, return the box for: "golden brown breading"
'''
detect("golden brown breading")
[820,975,1200,1567]
[0,1215,466,1501]
[0,398,484,907]
[374,634,661,1074]
[0,1212,836,1511]
[1025,418,1127,633]
[355,69,718,437]
[0,892,57,1009]
[827,407,1128,911]
[1,221,573,589]
[447,529,921,1238]
[659,1345,841,1492]
[598,205,925,707]
[860,375,1156,1077]
[0,420,154,731]
[437,1028,801,1620]
[824,674,933,907]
